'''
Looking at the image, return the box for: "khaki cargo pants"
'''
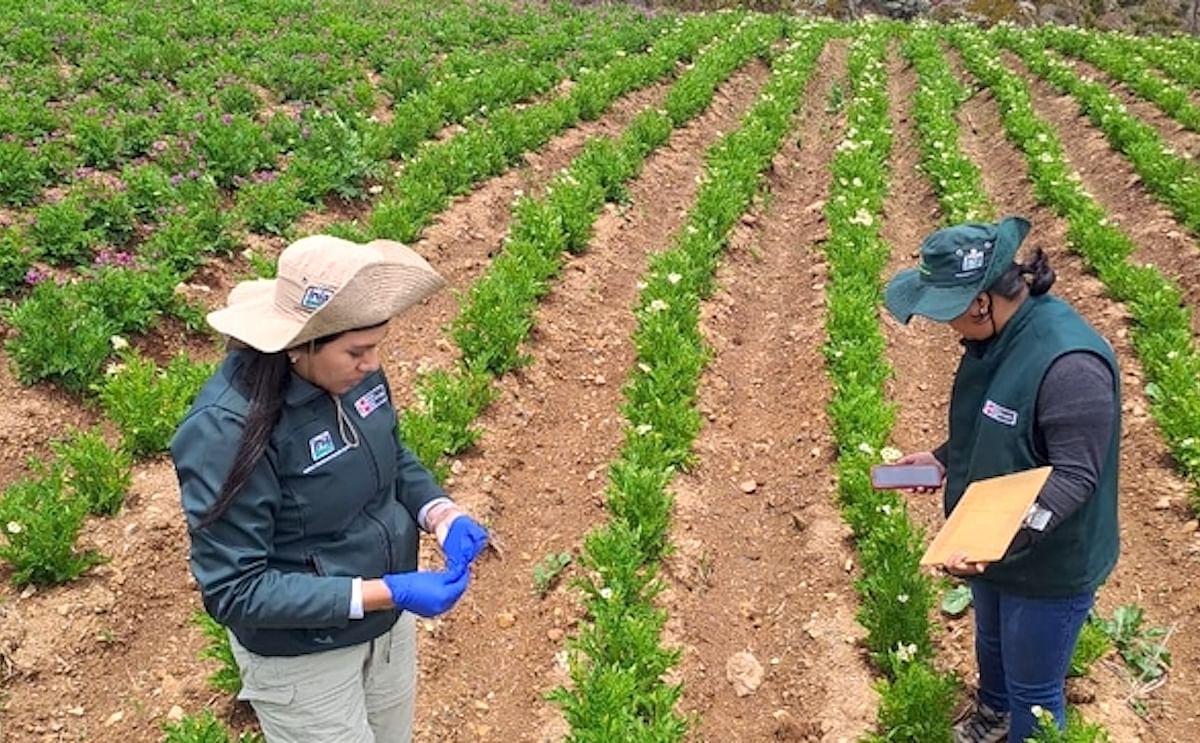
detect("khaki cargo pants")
[229,613,417,743]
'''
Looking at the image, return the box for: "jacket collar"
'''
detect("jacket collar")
[222,348,328,407]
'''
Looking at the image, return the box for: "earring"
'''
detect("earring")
[288,355,298,364]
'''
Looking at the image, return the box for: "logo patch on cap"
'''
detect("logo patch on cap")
[960,247,985,273]
[300,285,334,311]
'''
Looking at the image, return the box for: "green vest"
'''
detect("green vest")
[944,294,1120,597]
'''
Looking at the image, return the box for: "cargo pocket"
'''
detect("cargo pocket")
[237,680,297,707]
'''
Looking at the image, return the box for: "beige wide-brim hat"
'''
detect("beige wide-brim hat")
[208,235,446,353]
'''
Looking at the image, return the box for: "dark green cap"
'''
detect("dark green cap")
[885,216,1031,324]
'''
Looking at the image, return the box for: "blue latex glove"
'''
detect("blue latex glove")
[382,569,469,617]
[443,515,488,570]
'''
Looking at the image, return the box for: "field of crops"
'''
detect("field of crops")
[1,1,1198,741]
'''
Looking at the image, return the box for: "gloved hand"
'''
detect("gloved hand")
[442,515,488,570]
[382,569,469,617]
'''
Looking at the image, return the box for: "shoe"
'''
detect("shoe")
[953,701,1010,743]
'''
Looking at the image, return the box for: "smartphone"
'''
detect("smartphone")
[870,464,943,490]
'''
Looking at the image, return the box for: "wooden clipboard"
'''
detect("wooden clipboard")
[920,467,1052,566]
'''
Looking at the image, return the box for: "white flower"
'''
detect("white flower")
[894,642,918,663]
[880,446,902,464]
[635,423,653,436]
[857,442,875,455]
[897,593,910,604]
[599,587,614,600]
[6,521,21,534]
[648,299,668,313]
[667,272,682,285]
[637,363,652,374]
[110,336,129,351]
[849,208,873,227]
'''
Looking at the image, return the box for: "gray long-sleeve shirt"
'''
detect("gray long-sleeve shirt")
[933,350,1116,548]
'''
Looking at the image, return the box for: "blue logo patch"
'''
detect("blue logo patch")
[300,285,334,311]
[309,430,335,461]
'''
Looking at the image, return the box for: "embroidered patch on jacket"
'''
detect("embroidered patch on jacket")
[982,399,1018,427]
[309,430,335,461]
[354,383,389,418]
[300,285,334,311]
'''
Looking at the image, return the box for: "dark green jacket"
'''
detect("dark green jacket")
[171,350,444,656]
[944,295,1120,597]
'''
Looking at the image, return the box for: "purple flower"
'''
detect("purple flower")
[253,170,278,183]
[151,140,168,153]
[194,111,206,122]
[300,126,311,139]
[24,268,49,285]
[221,113,233,125]
[170,174,183,187]
[186,169,200,180]
[94,249,135,268]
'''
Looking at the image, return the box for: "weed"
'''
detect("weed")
[1096,604,1171,683]
[533,552,572,597]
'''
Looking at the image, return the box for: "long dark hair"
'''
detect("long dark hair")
[988,247,1055,299]
[198,348,292,528]
[199,320,389,527]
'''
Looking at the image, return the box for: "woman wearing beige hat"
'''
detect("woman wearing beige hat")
[171,235,488,742]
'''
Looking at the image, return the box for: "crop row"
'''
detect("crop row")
[958,27,1200,512]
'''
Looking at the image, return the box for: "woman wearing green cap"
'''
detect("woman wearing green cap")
[884,216,1121,743]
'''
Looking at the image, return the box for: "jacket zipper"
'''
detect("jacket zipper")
[332,393,395,574]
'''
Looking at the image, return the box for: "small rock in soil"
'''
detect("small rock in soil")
[495,611,516,629]
[739,479,759,494]
[1182,520,1199,534]
[726,651,764,697]
[1154,497,1171,510]
[166,705,185,722]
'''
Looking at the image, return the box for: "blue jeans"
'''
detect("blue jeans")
[971,580,1093,742]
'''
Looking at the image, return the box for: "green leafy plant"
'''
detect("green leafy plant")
[941,582,972,617]
[1096,604,1171,683]
[1026,706,1111,742]
[0,462,103,586]
[1068,616,1112,678]
[99,351,216,457]
[191,610,241,695]
[30,196,96,266]
[533,551,572,597]
[51,427,132,517]
[3,282,118,393]
[161,708,263,743]
[195,113,276,187]
[865,654,958,743]
[235,176,307,236]
[0,140,45,206]
[0,227,34,293]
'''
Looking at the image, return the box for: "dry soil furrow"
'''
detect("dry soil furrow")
[949,51,1200,742]
[411,62,773,743]
[664,40,879,743]
[999,52,1200,338]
